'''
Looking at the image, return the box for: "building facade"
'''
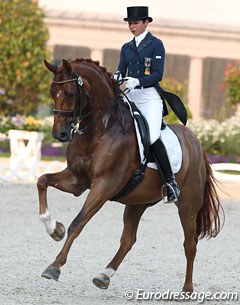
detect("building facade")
[43,10,240,119]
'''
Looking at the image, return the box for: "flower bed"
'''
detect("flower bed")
[1,115,240,162]
[0,115,52,134]
[187,115,240,163]
[0,115,67,159]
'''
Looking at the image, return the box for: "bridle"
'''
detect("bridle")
[52,72,84,119]
[52,71,125,135]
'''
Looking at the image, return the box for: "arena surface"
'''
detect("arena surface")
[0,181,239,305]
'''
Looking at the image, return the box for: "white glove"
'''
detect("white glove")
[124,77,140,89]
[112,71,123,83]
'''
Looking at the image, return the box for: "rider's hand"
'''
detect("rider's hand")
[112,71,123,83]
[124,77,140,90]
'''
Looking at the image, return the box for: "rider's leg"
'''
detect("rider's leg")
[127,88,180,202]
[151,138,180,203]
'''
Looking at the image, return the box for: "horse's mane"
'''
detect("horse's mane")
[72,58,113,80]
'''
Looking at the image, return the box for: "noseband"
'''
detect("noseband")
[52,73,84,118]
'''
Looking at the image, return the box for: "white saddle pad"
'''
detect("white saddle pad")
[146,126,182,173]
[126,100,182,174]
[136,125,182,174]
[135,122,182,174]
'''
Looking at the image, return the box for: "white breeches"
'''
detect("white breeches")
[126,87,163,144]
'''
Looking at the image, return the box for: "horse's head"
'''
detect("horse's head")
[44,59,90,142]
[45,58,119,143]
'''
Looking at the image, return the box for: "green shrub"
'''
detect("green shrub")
[160,77,192,123]
[0,0,52,115]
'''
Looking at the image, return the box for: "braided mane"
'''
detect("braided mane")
[73,58,113,80]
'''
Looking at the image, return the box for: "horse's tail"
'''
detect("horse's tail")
[196,150,225,239]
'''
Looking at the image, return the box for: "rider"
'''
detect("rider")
[114,6,180,203]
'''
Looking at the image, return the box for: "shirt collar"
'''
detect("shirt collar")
[135,31,148,47]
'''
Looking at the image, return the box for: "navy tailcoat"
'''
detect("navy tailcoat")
[118,32,187,125]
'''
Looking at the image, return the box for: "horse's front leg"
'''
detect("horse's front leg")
[41,182,110,282]
[37,167,86,241]
[93,204,148,289]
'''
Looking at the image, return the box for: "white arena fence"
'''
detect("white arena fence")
[211,163,240,182]
[0,130,66,183]
[0,129,239,183]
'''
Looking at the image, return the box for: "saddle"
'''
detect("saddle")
[129,101,167,162]
[111,101,166,201]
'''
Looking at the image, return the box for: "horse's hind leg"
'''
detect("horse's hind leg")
[93,204,148,289]
[178,201,200,293]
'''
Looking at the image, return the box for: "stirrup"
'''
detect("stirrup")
[161,183,179,204]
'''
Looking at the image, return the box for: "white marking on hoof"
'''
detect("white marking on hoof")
[101,268,115,278]
[39,209,56,235]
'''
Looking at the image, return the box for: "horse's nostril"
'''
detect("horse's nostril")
[59,132,69,142]
[52,129,71,142]
[60,132,67,138]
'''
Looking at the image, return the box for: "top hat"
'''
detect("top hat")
[124,6,153,22]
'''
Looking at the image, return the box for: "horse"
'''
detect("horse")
[37,58,224,293]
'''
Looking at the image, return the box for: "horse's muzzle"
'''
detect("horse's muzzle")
[52,126,73,142]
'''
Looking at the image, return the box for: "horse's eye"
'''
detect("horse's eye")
[65,92,75,98]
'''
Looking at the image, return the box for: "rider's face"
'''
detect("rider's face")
[128,20,149,36]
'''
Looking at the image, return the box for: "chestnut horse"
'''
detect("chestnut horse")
[37,58,223,293]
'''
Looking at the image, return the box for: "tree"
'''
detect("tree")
[0,0,52,115]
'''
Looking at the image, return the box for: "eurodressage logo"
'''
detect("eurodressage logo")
[124,289,239,303]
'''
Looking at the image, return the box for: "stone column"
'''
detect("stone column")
[188,57,204,120]
[90,48,104,65]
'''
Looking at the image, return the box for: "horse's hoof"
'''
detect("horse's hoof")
[41,266,61,281]
[50,221,65,241]
[92,273,110,289]
[182,287,193,294]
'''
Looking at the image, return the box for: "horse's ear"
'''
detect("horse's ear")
[62,59,72,75]
[44,59,58,74]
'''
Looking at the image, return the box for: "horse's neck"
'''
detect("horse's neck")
[78,66,130,136]
[78,96,111,137]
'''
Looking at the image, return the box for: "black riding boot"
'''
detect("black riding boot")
[151,138,180,203]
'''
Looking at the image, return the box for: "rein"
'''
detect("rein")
[76,95,123,135]
[52,72,125,135]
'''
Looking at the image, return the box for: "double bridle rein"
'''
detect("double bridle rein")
[52,71,124,135]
